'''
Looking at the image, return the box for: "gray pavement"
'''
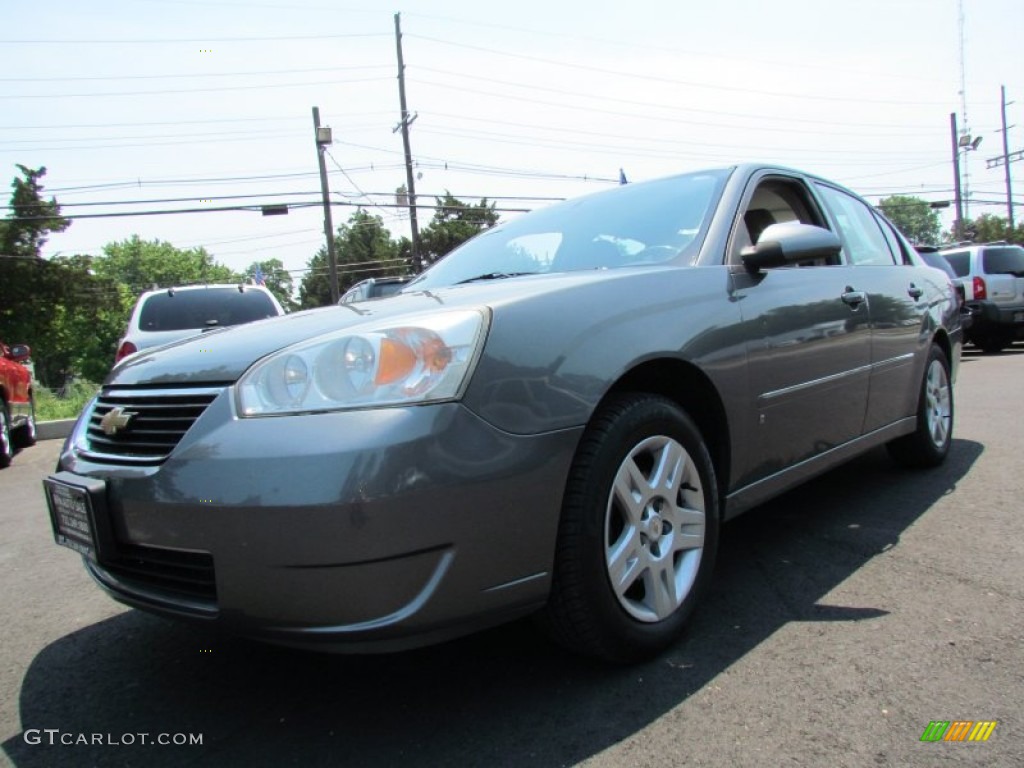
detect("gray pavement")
[1,347,1022,767]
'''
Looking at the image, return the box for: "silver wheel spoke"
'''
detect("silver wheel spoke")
[607,527,644,596]
[612,460,649,526]
[651,439,686,495]
[644,561,678,620]
[664,505,705,551]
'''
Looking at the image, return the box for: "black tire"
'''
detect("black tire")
[980,333,1009,354]
[887,344,953,468]
[0,402,13,469]
[540,394,720,663]
[13,394,36,448]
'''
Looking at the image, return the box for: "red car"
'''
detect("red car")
[0,341,36,467]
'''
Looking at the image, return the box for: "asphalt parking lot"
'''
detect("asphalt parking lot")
[1,347,1022,768]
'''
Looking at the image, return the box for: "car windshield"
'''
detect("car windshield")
[408,170,728,290]
[139,288,278,332]
[982,246,1024,276]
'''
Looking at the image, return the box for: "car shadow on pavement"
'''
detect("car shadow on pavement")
[4,440,982,768]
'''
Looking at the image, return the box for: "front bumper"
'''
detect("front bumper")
[55,391,582,651]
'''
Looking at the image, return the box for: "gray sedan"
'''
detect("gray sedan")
[44,164,961,662]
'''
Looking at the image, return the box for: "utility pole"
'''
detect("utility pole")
[986,85,1019,231]
[393,13,421,268]
[312,106,340,303]
[950,112,965,240]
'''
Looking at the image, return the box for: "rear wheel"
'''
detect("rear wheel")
[541,394,719,662]
[887,344,953,468]
[14,394,36,448]
[0,403,12,469]
[979,333,1008,354]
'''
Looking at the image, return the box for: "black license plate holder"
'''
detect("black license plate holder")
[44,472,113,562]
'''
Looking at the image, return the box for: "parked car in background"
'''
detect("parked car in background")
[0,341,36,468]
[939,242,1024,352]
[115,284,286,363]
[46,164,961,662]
[915,246,971,329]
[338,276,411,304]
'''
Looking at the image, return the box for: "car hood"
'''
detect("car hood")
[105,271,649,387]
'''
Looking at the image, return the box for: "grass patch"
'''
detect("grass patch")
[35,380,100,422]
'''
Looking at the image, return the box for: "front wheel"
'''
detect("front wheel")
[887,344,953,468]
[541,394,720,663]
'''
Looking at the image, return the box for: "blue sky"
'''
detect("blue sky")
[2,0,1022,279]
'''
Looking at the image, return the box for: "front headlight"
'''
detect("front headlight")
[236,309,489,417]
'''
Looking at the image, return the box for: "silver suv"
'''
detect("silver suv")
[940,243,1024,353]
[115,284,285,363]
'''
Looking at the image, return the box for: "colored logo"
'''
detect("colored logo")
[920,720,997,742]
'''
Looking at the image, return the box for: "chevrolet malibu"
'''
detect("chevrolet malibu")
[45,164,961,662]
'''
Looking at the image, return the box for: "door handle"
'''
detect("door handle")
[908,283,923,300]
[841,287,867,308]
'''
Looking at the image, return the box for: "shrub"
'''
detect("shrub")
[34,380,99,422]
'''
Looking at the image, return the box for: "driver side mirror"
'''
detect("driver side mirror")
[9,344,31,362]
[741,222,842,272]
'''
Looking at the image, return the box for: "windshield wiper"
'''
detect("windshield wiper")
[456,271,537,284]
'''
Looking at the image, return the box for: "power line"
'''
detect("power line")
[418,67,947,134]
[4,199,533,223]
[0,32,390,44]
[2,191,325,209]
[414,77,943,138]
[407,33,962,108]
[0,75,392,100]
[0,64,392,82]
[415,125,940,165]
[0,112,393,130]
[402,11,949,87]
[424,108,938,142]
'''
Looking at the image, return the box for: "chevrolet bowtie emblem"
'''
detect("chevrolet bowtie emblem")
[100,407,136,436]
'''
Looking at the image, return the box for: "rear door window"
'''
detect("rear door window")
[982,246,1024,276]
[816,185,898,266]
[140,289,278,331]
[942,251,971,277]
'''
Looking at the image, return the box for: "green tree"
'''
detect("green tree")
[0,253,124,386]
[960,213,1024,244]
[299,210,406,309]
[92,235,239,292]
[417,193,500,265]
[0,165,96,387]
[877,195,941,245]
[0,165,70,258]
[243,258,298,311]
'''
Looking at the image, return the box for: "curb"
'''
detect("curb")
[37,419,76,441]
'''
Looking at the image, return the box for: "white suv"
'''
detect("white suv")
[940,243,1024,353]
[115,284,285,363]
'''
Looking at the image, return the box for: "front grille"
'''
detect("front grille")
[82,387,222,464]
[93,543,218,612]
